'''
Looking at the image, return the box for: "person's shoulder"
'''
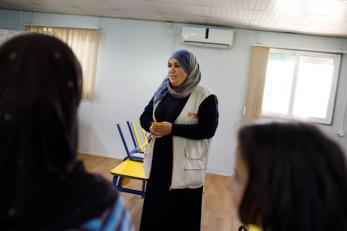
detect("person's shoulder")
[195,85,215,98]
[79,196,134,231]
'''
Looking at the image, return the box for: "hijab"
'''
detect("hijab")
[153,49,201,106]
[0,33,117,230]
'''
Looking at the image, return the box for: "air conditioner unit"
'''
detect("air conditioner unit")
[181,26,234,48]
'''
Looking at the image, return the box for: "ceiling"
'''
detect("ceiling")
[0,0,347,38]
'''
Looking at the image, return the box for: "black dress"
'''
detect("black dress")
[139,92,219,231]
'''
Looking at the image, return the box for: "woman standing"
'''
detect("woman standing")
[140,50,219,231]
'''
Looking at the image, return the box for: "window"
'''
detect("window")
[261,49,341,124]
[25,25,100,99]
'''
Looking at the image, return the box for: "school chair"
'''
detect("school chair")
[112,122,148,196]
[129,121,148,152]
[116,123,144,162]
[110,158,148,197]
[126,121,141,154]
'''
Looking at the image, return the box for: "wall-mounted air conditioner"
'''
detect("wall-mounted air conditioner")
[181,26,234,48]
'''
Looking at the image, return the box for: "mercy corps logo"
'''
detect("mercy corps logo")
[187,112,198,119]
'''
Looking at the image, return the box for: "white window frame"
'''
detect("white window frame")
[261,48,341,125]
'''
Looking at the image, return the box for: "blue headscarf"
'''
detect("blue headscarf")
[153,50,201,106]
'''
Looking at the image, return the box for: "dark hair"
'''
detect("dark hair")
[237,122,347,231]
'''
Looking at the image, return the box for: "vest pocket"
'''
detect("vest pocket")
[182,139,208,186]
[184,158,204,170]
[184,140,206,159]
[184,159,204,186]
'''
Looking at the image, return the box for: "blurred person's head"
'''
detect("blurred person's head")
[233,122,347,231]
[0,33,116,230]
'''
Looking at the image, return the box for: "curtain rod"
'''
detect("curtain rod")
[24,24,100,30]
[252,43,347,54]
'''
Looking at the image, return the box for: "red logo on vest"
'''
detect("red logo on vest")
[188,112,198,119]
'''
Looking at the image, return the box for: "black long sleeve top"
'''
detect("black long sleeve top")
[140,93,219,140]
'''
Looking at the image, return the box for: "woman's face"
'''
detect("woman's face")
[168,58,187,87]
[231,148,249,212]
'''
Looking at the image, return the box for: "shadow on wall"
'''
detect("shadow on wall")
[77,117,108,156]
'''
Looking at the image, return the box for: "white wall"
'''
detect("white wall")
[1,9,347,176]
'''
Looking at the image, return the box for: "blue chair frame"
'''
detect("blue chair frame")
[116,123,144,162]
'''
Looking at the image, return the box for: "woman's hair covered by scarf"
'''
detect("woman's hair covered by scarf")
[153,49,201,105]
[0,33,117,230]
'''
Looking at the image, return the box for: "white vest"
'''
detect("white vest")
[144,85,213,189]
